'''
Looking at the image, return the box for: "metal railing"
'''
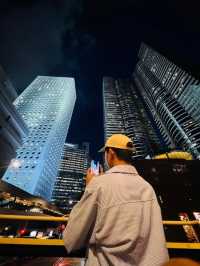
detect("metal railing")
[0,214,199,250]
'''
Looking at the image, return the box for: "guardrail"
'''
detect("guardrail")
[0,214,69,222]
[0,214,199,255]
[0,214,199,225]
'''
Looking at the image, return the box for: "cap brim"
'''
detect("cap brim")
[98,146,105,153]
[98,146,135,152]
[127,147,136,152]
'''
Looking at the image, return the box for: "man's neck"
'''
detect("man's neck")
[112,161,130,167]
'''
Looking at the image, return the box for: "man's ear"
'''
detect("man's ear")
[109,148,115,156]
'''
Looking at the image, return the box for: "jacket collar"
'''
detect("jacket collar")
[106,164,138,175]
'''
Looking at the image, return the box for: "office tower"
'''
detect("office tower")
[3,76,76,200]
[138,44,199,99]
[103,77,125,137]
[133,43,200,158]
[178,85,200,124]
[0,66,18,101]
[0,66,28,177]
[103,77,165,158]
[51,143,90,212]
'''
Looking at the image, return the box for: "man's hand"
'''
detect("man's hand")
[86,165,104,186]
[86,168,95,186]
[99,165,104,175]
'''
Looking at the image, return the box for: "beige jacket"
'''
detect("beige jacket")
[63,164,169,266]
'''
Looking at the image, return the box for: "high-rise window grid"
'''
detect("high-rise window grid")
[51,143,90,212]
[103,77,164,158]
[134,43,200,158]
[3,76,76,200]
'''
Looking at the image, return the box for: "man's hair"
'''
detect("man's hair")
[105,147,133,163]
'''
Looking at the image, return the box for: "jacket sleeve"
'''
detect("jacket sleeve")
[63,187,99,253]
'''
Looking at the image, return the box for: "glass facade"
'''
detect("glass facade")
[0,66,28,177]
[51,143,90,212]
[133,43,200,158]
[103,78,125,138]
[2,76,76,200]
[103,43,200,159]
[178,85,200,124]
[138,43,199,99]
[103,77,164,158]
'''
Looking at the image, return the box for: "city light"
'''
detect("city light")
[19,228,27,236]
[9,159,22,169]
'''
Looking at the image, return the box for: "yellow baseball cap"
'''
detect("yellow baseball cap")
[99,134,135,152]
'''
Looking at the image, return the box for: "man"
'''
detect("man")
[63,134,169,266]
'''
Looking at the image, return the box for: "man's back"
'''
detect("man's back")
[63,164,169,266]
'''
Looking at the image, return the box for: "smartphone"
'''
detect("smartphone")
[91,160,99,175]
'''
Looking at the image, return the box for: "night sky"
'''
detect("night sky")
[0,0,200,159]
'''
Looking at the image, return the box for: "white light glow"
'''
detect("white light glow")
[9,159,22,169]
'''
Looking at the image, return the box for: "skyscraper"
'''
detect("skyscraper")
[103,77,165,158]
[3,76,76,200]
[103,43,200,158]
[51,143,90,212]
[138,43,199,99]
[178,84,200,124]
[0,66,28,177]
[134,43,200,158]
